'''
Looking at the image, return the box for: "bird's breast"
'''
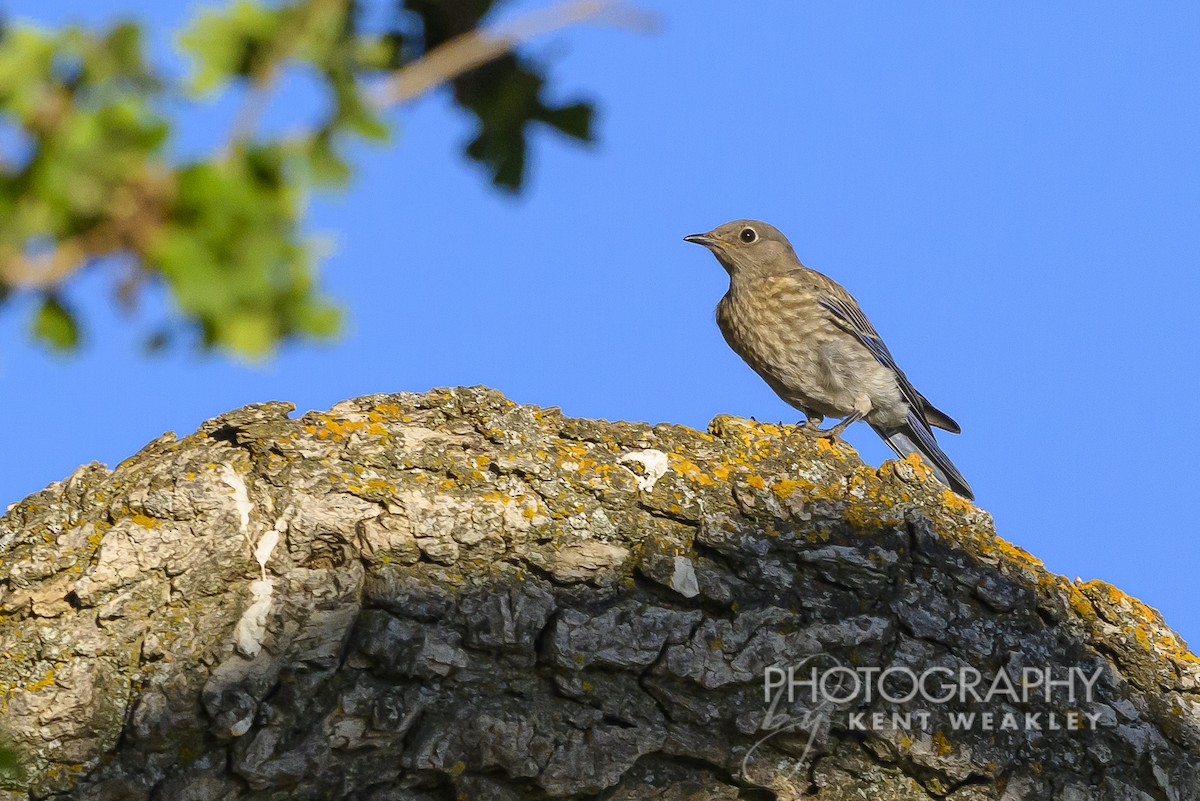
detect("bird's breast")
[716,281,834,369]
[715,277,901,420]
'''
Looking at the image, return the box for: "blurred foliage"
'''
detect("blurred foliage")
[0,0,598,358]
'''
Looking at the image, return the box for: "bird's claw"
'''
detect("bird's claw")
[794,418,832,437]
[806,425,846,441]
[800,410,863,441]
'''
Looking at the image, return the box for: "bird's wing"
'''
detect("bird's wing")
[809,274,932,428]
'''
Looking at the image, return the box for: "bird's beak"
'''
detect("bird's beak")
[684,233,720,249]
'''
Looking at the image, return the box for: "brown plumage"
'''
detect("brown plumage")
[685,219,973,500]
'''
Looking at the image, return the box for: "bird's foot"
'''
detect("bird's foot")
[785,417,836,449]
[794,417,834,437]
[817,425,850,440]
[799,423,847,440]
[795,413,821,428]
[800,410,864,441]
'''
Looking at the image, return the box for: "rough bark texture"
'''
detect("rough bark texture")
[0,387,1196,800]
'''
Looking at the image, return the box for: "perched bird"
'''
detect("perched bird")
[685,220,973,500]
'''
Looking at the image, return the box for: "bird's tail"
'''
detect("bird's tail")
[872,411,974,501]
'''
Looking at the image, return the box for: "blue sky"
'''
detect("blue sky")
[3,2,1198,647]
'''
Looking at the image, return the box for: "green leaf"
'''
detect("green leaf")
[221,311,277,359]
[304,131,352,187]
[332,84,390,142]
[178,1,284,94]
[147,145,343,358]
[353,34,400,71]
[31,293,80,351]
[0,27,59,120]
[451,56,596,190]
[103,21,144,76]
[291,1,349,66]
[294,295,342,338]
[541,102,592,142]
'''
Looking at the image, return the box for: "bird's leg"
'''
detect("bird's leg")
[807,396,872,440]
[796,411,823,432]
[814,411,863,439]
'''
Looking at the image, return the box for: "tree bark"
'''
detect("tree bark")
[0,386,1195,800]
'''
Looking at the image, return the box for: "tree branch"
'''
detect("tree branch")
[222,0,350,155]
[373,0,655,108]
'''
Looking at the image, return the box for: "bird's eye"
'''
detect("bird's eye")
[739,227,757,243]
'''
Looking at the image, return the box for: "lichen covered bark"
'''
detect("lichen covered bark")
[0,387,1195,800]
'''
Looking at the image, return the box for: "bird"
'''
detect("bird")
[684,219,973,500]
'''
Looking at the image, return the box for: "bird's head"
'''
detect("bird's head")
[684,219,800,278]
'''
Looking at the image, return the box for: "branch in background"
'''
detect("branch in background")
[0,236,96,291]
[222,0,348,155]
[374,0,655,107]
[0,169,171,291]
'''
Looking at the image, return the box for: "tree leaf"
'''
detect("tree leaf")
[31,293,80,351]
[177,1,284,94]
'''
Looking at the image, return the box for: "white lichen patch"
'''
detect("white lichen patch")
[254,528,280,579]
[670,556,700,598]
[229,714,254,738]
[234,578,274,658]
[219,464,281,655]
[219,464,253,534]
[619,449,669,492]
[219,463,284,577]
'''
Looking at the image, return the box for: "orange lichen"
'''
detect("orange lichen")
[1078,580,1200,666]
[557,443,589,460]
[25,667,56,693]
[368,403,403,419]
[940,490,974,515]
[814,438,838,454]
[978,537,1044,570]
[667,455,718,486]
[1064,583,1097,620]
[770,478,815,499]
